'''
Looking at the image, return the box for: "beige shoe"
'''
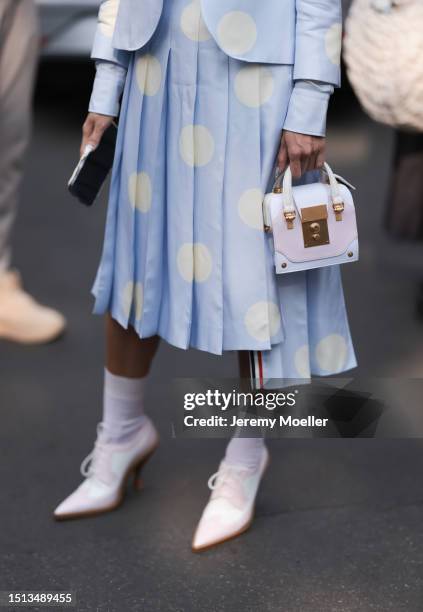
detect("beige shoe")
[0,270,66,344]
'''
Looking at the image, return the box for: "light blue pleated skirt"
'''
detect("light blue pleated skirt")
[92,0,357,378]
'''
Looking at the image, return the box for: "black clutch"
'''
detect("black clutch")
[68,122,117,207]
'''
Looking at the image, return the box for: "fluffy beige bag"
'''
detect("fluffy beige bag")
[344,0,423,131]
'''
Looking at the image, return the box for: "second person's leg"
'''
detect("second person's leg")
[0,0,66,344]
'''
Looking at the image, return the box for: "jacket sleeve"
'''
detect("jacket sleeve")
[293,0,342,86]
[88,61,127,117]
[91,0,130,68]
[89,1,130,116]
[283,80,333,137]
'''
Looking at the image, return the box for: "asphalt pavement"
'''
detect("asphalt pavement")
[1,62,423,612]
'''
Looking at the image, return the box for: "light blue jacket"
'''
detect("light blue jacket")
[89,0,342,136]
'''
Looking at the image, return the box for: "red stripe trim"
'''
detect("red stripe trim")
[257,351,264,389]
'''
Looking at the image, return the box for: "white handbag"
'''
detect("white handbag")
[344,0,423,132]
[262,163,359,274]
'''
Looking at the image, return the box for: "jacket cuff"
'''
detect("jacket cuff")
[88,61,127,117]
[283,81,333,137]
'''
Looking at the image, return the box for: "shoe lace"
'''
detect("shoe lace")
[207,463,255,494]
[80,423,109,481]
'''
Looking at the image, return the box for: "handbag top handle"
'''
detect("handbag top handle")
[272,163,356,220]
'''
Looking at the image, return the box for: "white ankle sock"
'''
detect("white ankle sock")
[101,369,148,443]
[224,436,265,469]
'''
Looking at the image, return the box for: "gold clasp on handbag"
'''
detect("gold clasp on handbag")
[284,209,296,229]
[301,205,330,248]
[332,200,344,221]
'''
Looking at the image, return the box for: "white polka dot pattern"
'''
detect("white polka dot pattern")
[180,0,211,42]
[177,243,213,282]
[244,301,281,342]
[122,281,134,319]
[122,281,143,321]
[98,0,120,38]
[294,345,310,378]
[217,11,257,56]
[128,172,152,212]
[134,282,144,321]
[238,188,264,230]
[136,54,162,96]
[179,125,215,167]
[315,334,348,372]
[325,23,342,65]
[234,65,274,108]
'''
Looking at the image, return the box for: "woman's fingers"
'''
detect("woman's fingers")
[306,150,318,172]
[316,146,326,171]
[80,113,114,157]
[313,138,325,172]
[280,130,326,178]
[81,116,94,157]
[277,134,288,172]
[289,148,302,179]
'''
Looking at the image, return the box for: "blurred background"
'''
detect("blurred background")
[37,0,98,57]
[1,1,423,611]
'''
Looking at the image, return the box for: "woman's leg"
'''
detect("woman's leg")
[237,349,250,379]
[106,314,160,378]
[54,316,160,519]
[192,351,268,551]
[101,314,160,443]
[222,351,265,469]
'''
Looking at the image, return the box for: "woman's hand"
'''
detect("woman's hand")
[80,113,115,157]
[277,130,325,179]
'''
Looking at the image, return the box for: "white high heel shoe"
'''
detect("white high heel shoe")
[54,418,159,521]
[192,446,269,552]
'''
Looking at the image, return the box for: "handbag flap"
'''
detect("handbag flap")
[301,204,328,222]
[269,183,358,263]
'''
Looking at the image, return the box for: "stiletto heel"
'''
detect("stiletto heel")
[132,443,158,491]
[133,463,144,491]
